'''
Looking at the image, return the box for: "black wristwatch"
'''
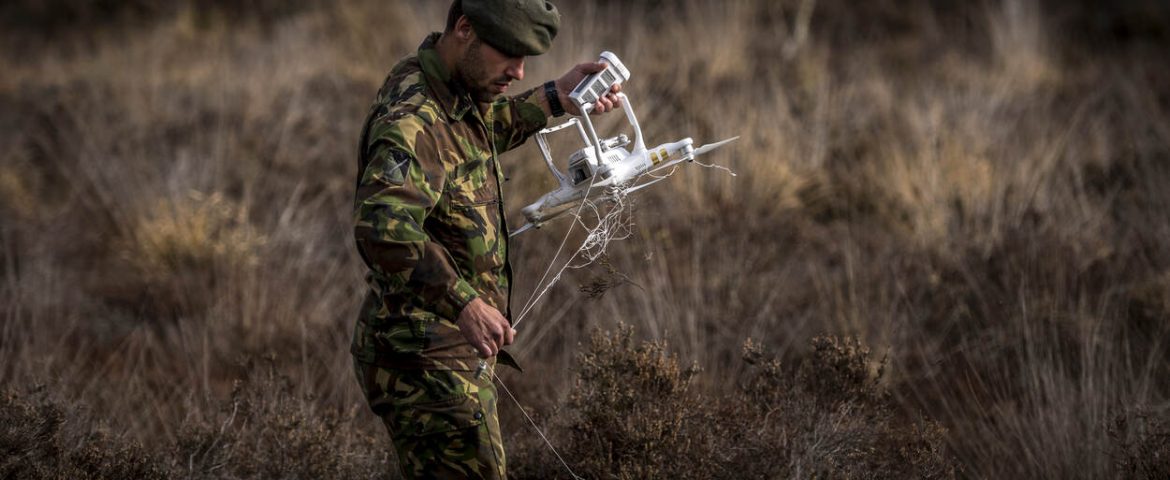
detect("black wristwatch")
[543,80,565,117]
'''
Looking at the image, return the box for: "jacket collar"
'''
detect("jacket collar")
[418,33,475,122]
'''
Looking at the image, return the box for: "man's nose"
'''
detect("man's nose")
[505,58,525,81]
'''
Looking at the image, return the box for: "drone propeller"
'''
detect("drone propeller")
[625,176,668,194]
[511,222,537,236]
[693,136,740,157]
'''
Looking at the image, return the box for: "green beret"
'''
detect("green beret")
[463,0,560,57]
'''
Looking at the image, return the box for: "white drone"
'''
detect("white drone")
[511,52,738,236]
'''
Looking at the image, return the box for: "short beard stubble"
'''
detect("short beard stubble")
[455,38,508,104]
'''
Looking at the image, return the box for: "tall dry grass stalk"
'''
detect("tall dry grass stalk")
[1,0,1168,478]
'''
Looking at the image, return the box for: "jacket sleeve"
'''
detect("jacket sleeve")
[488,87,550,154]
[353,117,479,322]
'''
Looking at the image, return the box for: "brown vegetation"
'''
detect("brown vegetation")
[2,0,1169,478]
[515,328,957,479]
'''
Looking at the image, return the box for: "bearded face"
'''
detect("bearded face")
[455,38,523,103]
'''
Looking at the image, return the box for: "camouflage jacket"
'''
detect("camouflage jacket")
[351,33,549,370]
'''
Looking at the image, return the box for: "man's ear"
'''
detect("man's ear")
[453,15,475,43]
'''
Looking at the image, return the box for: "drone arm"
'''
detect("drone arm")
[535,124,571,187]
[616,92,646,153]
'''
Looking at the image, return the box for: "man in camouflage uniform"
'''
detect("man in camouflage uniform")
[351,1,622,478]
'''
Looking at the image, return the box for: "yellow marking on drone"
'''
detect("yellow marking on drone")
[651,149,670,166]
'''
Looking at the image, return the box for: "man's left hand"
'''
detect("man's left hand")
[554,62,624,116]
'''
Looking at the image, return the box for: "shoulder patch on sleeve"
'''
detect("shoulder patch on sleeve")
[363,148,413,187]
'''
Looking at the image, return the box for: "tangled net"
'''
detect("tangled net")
[513,184,636,326]
[513,158,737,326]
[572,186,635,266]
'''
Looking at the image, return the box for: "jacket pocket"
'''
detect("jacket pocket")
[437,172,505,274]
[446,154,499,207]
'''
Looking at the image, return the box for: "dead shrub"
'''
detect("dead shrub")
[1109,407,1170,478]
[118,190,266,317]
[0,364,391,480]
[558,324,712,479]
[514,326,957,479]
[732,336,957,479]
[126,191,264,276]
[0,166,38,221]
[173,357,390,479]
[0,388,173,479]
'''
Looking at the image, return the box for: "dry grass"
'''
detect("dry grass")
[2,0,1169,478]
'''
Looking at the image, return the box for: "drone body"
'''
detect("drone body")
[512,52,737,236]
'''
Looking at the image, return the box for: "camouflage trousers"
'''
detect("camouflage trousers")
[354,359,506,479]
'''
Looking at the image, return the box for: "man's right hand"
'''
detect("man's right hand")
[456,297,516,358]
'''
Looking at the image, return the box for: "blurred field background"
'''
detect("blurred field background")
[2,0,1169,478]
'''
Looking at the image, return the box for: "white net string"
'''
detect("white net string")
[513,184,637,327]
[693,158,738,176]
[514,156,736,327]
[570,186,635,267]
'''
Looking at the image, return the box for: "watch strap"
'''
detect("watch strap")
[543,80,565,117]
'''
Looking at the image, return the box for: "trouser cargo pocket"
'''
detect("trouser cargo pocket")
[389,393,483,437]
